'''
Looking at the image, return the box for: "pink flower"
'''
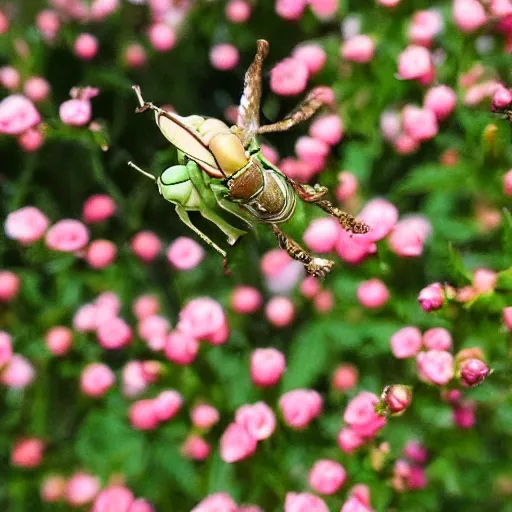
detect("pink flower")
[97,317,132,349]
[129,399,159,430]
[309,0,339,19]
[260,144,279,164]
[341,496,373,512]
[226,0,252,23]
[337,427,365,453]
[270,57,309,96]
[332,364,358,391]
[177,297,229,344]
[153,389,183,421]
[380,110,402,142]
[65,472,100,507]
[122,361,149,397]
[336,229,376,264]
[86,239,117,269]
[294,136,328,172]
[344,391,386,438]
[275,0,308,20]
[459,358,490,387]
[80,363,115,397]
[191,493,237,512]
[0,331,13,368]
[138,314,170,346]
[23,76,50,102]
[390,326,422,359]
[36,9,60,41]
[300,276,321,299]
[2,354,35,388]
[292,44,327,75]
[309,459,346,495]
[504,306,512,330]
[124,43,147,68]
[11,438,44,468]
[309,114,343,146]
[0,270,20,302]
[357,279,390,309]
[4,206,49,245]
[0,66,20,90]
[250,348,286,387]
[358,198,398,242]
[473,267,497,293]
[59,98,92,126]
[424,85,456,120]
[314,290,334,313]
[82,194,116,223]
[41,475,66,503]
[130,499,155,512]
[383,384,413,414]
[417,350,454,385]
[453,0,487,33]
[404,440,428,464]
[167,236,204,270]
[397,45,433,80]
[388,216,432,257]
[148,23,176,52]
[191,404,220,429]
[377,0,401,5]
[0,10,8,34]
[492,85,512,111]
[210,43,239,71]
[261,250,304,295]
[284,492,329,512]
[90,0,120,20]
[18,127,44,152]
[423,327,452,351]
[220,423,257,463]
[133,295,160,320]
[131,231,162,262]
[265,296,295,327]
[164,330,199,365]
[235,401,276,440]
[181,434,211,460]
[408,10,444,46]
[303,217,339,253]
[342,35,375,63]
[503,169,512,196]
[45,219,89,252]
[279,389,323,429]
[91,486,134,512]
[453,402,476,428]
[45,326,73,356]
[74,33,99,60]
[418,282,445,312]
[408,466,427,489]
[231,285,262,314]
[402,105,438,141]
[0,95,41,135]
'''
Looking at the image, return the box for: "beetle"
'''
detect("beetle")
[128,39,369,277]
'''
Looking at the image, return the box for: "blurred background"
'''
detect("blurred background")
[2,0,512,511]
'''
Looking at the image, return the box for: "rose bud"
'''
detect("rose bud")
[417,282,445,312]
[459,358,490,387]
[377,385,413,415]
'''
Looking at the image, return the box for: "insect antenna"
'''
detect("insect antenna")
[128,161,156,181]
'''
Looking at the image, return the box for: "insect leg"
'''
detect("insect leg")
[288,179,329,202]
[314,199,370,235]
[271,224,334,278]
[257,89,324,135]
[175,205,228,262]
[127,161,157,182]
[199,206,247,246]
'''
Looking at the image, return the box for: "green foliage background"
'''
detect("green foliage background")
[2,0,512,511]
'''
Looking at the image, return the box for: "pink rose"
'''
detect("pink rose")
[279,389,322,429]
[344,391,386,437]
[309,459,347,495]
[220,423,257,463]
[45,219,89,252]
[284,492,329,512]
[235,401,276,440]
[390,326,422,359]
[0,95,41,135]
[416,350,454,385]
[4,206,49,244]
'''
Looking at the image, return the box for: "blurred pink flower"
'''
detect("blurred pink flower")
[418,282,445,312]
[309,459,347,495]
[503,169,512,196]
[122,361,150,397]
[453,0,487,33]
[65,472,100,507]
[81,363,115,397]
[390,326,422,359]
[46,219,89,252]
[377,0,401,5]
[231,285,262,314]
[357,279,390,309]
[97,317,132,349]
[275,0,308,20]
[250,348,286,387]
[459,358,490,387]
[336,229,376,264]
[0,95,41,135]
[408,10,444,46]
[309,0,339,19]
[417,350,454,385]
[181,434,211,460]
[337,427,365,453]
[148,23,176,52]
[284,492,329,512]
[59,98,92,126]
[4,206,49,245]
[18,127,44,152]
[303,217,339,253]
[0,66,20,90]
[279,389,322,429]
[191,493,237,512]
[453,402,476,428]
[86,239,117,269]
[74,33,99,60]
[314,289,334,312]
[153,390,183,421]
[92,486,134,512]
[504,306,512,330]
[220,423,257,463]
[131,231,162,262]
[309,114,344,145]
[358,198,399,242]
[23,76,50,102]
[164,330,199,365]
[167,236,204,270]
[190,404,220,429]
[124,43,147,68]
[45,326,73,356]
[0,10,8,34]
[265,296,295,327]
[0,331,13,368]
[424,85,457,120]
[404,440,428,464]
[90,0,120,20]
[133,295,160,320]
[423,327,452,351]
[235,402,276,440]
[11,438,44,468]
[210,43,239,71]
[130,498,155,512]
[270,57,309,96]
[36,9,60,41]
[226,0,251,23]
[129,399,159,430]
[341,496,374,512]
[0,271,20,302]
[344,391,386,437]
[300,276,321,299]
[388,216,432,257]
[2,354,35,388]
[292,44,327,75]
[332,364,358,391]
[82,194,116,223]
[397,45,433,81]
[296,135,329,170]
[41,475,66,503]
[473,268,497,293]
[402,105,438,141]
[341,35,375,63]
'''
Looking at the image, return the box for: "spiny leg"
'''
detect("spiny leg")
[315,199,370,235]
[288,180,329,203]
[271,224,334,279]
[257,89,324,135]
[175,205,230,273]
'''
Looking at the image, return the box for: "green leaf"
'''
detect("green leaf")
[394,164,470,195]
[446,243,472,285]
[496,267,512,290]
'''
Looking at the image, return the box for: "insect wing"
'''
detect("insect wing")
[156,112,225,178]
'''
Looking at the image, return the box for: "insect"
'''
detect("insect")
[128,39,369,277]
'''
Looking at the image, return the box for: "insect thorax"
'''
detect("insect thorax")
[228,156,296,224]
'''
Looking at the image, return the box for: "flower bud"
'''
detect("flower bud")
[459,358,490,387]
[378,385,413,415]
[417,282,445,311]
